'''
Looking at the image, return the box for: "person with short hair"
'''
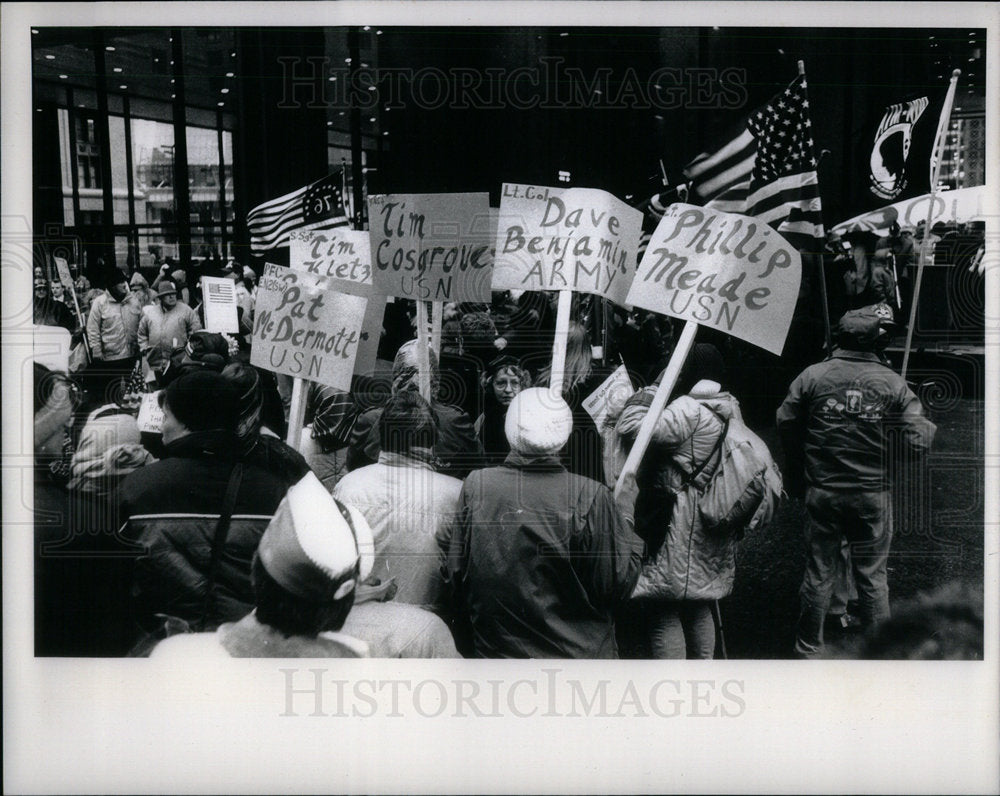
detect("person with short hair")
[347,339,484,480]
[137,279,203,374]
[85,273,142,362]
[777,308,936,659]
[475,355,531,466]
[34,277,76,333]
[118,371,301,650]
[441,387,643,658]
[334,390,463,609]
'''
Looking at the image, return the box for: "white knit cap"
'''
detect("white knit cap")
[258,473,374,602]
[504,387,573,455]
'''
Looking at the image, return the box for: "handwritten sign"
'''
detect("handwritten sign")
[200,276,239,333]
[136,392,164,434]
[493,184,643,305]
[367,192,493,302]
[53,256,74,290]
[290,227,372,290]
[250,263,368,390]
[290,228,385,377]
[582,365,634,429]
[626,204,801,355]
[831,185,989,237]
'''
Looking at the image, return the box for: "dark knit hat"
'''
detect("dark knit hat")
[163,371,240,433]
[669,343,726,398]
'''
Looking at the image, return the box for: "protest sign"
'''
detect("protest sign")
[290,227,373,290]
[200,276,239,333]
[250,263,368,391]
[367,192,494,302]
[53,256,74,289]
[626,203,802,355]
[136,392,164,434]
[290,228,385,376]
[493,184,644,306]
[832,183,988,239]
[582,365,634,430]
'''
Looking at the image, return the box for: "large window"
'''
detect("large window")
[35,27,239,278]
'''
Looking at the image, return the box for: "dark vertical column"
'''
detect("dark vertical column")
[92,31,116,272]
[171,30,192,270]
[217,109,228,257]
[347,27,365,228]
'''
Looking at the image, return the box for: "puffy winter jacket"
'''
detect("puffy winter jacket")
[612,379,741,602]
[86,291,142,360]
[117,430,293,633]
[137,301,202,369]
[333,451,463,607]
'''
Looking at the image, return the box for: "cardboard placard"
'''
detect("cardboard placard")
[200,276,239,333]
[581,364,634,430]
[53,256,74,289]
[626,203,802,355]
[289,228,385,377]
[367,192,493,302]
[250,263,368,390]
[136,392,164,434]
[832,183,988,239]
[493,183,644,305]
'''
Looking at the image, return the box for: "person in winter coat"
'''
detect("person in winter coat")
[475,355,531,466]
[117,371,298,651]
[137,280,203,373]
[441,387,644,658]
[85,273,142,362]
[129,271,154,308]
[347,339,484,480]
[33,277,76,333]
[608,343,737,659]
[776,308,936,659]
[334,390,463,609]
[151,472,374,659]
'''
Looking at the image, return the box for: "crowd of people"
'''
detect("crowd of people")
[31,227,981,661]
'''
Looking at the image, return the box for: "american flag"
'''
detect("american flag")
[683,73,824,248]
[246,170,350,255]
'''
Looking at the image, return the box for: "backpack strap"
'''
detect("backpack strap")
[198,461,244,631]
[679,407,729,489]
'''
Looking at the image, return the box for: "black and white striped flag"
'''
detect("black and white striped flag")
[246,170,350,255]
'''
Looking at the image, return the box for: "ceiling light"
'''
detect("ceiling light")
[119,84,127,90]
[363,25,370,31]
[369,116,376,122]
[221,88,230,94]
[345,57,352,63]
[113,66,122,73]
[376,30,382,35]
[45,54,55,60]
[329,76,337,81]
[59,74,68,79]
[105,45,115,51]
[217,101,224,107]
[31,29,38,34]
[225,72,234,77]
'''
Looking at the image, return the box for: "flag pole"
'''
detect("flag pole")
[798,60,832,353]
[549,289,573,395]
[902,68,961,380]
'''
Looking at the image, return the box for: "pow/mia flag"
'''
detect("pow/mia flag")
[864,93,945,204]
